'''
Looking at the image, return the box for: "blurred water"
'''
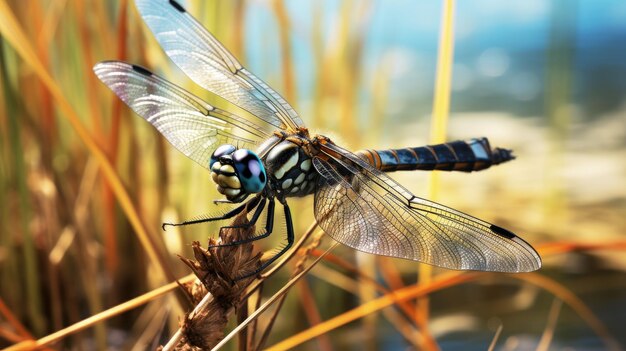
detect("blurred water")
[245,0,626,119]
[369,263,626,350]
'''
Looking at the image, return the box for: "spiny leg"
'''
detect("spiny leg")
[210,197,275,248]
[218,197,267,232]
[161,195,261,231]
[235,201,294,280]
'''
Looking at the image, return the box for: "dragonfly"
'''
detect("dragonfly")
[94,0,541,278]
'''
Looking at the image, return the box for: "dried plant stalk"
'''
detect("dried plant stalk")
[164,211,262,350]
[255,230,327,350]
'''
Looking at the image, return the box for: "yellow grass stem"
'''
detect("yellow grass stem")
[430,0,456,145]
[338,0,355,138]
[543,1,576,236]
[0,0,179,297]
[231,0,246,59]
[419,1,456,348]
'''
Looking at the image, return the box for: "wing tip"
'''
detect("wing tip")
[490,224,542,272]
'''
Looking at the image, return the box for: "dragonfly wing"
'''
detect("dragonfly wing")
[313,142,541,273]
[94,61,272,170]
[135,0,304,131]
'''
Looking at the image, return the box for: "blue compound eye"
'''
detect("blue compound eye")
[210,144,237,169]
[232,149,266,193]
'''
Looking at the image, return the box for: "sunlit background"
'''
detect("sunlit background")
[1,0,625,350]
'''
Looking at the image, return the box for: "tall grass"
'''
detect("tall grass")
[1,0,625,350]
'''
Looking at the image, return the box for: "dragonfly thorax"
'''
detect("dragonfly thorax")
[263,139,318,199]
[209,144,267,202]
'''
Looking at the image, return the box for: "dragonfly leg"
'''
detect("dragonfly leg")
[218,197,267,231]
[234,201,294,281]
[210,197,275,248]
[161,195,261,231]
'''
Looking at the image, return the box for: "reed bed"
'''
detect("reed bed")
[1,0,625,350]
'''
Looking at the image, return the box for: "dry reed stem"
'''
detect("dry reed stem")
[536,298,563,351]
[164,212,262,350]
[487,323,503,351]
[160,219,320,350]
[212,242,339,351]
[254,230,328,351]
[513,274,621,351]
[271,0,296,104]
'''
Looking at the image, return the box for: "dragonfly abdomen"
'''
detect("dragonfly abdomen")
[357,138,514,173]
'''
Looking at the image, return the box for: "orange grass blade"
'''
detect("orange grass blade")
[0,297,34,341]
[307,263,421,349]
[4,274,196,351]
[100,0,130,283]
[538,240,626,256]
[307,249,419,323]
[296,279,334,351]
[266,272,474,351]
[267,270,620,351]
[0,0,177,288]
[271,0,296,104]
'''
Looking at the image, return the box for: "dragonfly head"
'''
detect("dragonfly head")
[209,144,267,202]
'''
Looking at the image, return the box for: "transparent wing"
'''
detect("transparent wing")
[135,0,304,131]
[313,142,541,273]
[94,61,272,170]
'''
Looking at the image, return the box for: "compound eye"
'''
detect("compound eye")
[233,149,267,193]
[210,144,237,169]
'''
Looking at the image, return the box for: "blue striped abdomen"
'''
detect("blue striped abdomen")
[356,138,514,173]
